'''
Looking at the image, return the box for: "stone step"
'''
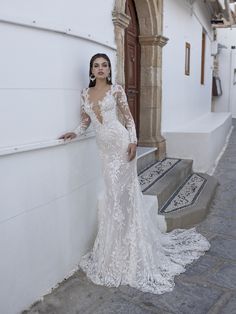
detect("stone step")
[160,173,218,231]
[139,158,193,209]
[137,146,157,174]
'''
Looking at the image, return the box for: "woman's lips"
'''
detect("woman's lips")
[98,72,104,75]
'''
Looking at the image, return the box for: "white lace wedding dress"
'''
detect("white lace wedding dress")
[73,83,210,294]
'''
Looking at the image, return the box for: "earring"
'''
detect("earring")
[107,74,111,82]
[90,74,96,82]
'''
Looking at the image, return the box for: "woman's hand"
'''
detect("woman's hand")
[127,143,137,161]
[58,132,77,141]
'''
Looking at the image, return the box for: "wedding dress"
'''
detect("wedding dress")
[73,83,210,294]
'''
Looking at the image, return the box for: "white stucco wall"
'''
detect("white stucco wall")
[0,0,115,148]
[213,28,236,117]
[162,0,213,131]
[161,0,232,172]
[0,1,116,313]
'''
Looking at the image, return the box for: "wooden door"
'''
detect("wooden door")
[125,0,140,138]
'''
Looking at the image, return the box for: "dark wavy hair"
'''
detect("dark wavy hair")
[89,53,112,87]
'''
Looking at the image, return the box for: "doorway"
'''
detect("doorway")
[125,0,140,138]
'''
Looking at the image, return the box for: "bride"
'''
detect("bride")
[59,53,210,294]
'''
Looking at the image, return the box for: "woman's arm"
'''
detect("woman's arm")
[72,104,91,136]
[116,84,137,161]
[59,92,91,140]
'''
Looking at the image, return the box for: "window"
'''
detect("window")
[185,42,191,76]
[233,69,236,85]
[201,30,206,85]
[212,77,222,96]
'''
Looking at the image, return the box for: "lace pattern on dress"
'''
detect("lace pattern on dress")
[114,84,137,144]
[73,92,91,135]
[73,84,137,144]
[73,84,210,294]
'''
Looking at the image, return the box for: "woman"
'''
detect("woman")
[59,53,210,294]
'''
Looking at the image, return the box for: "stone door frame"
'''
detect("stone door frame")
[112,0,169,159]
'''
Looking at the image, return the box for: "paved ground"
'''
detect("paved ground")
[23,121,236,314]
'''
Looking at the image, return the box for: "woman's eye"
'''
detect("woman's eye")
[93,63,108,68]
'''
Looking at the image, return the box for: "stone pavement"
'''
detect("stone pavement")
[23,120,236,314]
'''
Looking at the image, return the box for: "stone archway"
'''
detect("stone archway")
[112,0,168,159]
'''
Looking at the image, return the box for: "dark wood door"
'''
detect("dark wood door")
[125,0,140,138]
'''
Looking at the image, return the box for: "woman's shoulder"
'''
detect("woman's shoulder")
[81,86,89,92]
[112,83,125,94]
[80,87,89,97]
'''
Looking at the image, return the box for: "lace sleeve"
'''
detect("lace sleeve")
[115,85,137,144]
[73,91,91,135]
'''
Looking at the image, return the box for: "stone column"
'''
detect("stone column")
[112,11,130,85]
[138,34,169,160]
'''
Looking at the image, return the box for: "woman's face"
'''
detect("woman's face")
[91,57,110,80]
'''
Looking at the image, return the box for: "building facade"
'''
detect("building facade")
[213,27,236,117]
[0,1,234,313]
[162,0,233,173]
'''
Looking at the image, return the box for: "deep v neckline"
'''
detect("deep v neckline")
[86,85,113,107]
[85,85,113,125]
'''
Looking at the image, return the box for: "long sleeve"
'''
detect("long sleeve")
[116,85,137,144]
[73,91,91,136]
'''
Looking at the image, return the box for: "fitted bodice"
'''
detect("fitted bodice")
[82,85,119,128]
[73,84,137,144]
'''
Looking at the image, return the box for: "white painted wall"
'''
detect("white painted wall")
[0,1,116,148]
[0,0,115,50]
[213,28,236,118]
[162,0,232,172]
[0,1,116,313]
[164,112,232,172]
[162,0,213,131]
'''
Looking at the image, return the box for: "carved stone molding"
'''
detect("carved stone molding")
[112,11,130,29]
[139,35,169,47]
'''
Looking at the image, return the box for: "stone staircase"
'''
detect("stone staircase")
[137,146,218,232]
